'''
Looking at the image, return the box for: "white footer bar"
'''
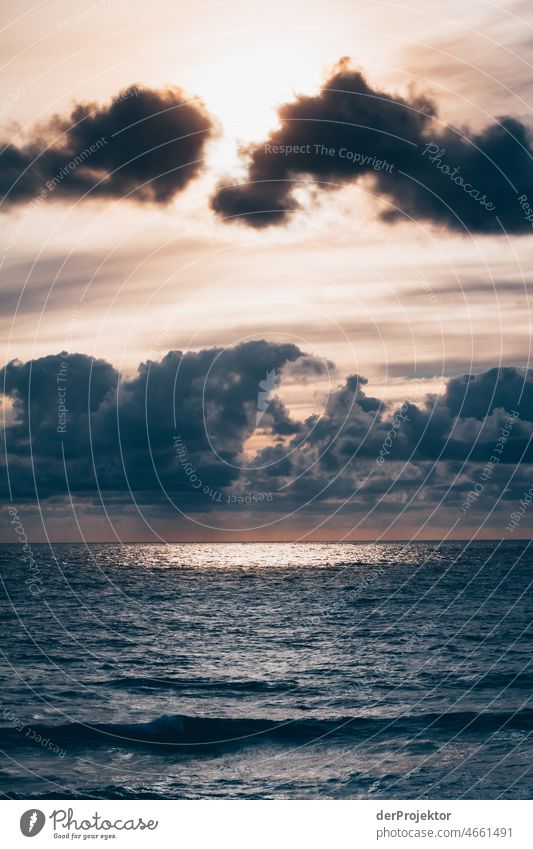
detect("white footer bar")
[3,799,531,848]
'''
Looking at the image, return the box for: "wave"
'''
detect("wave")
[1,709,532,750]
[419,670,533,690]
[466,671,533,690]
[90,676,295,693]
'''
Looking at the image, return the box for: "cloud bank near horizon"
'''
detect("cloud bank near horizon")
[2,345,532,536]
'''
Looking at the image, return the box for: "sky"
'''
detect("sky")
[2,0,533,541]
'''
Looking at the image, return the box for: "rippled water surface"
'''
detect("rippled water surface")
[0,541,531,799]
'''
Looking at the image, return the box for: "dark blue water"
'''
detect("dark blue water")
[0,541,531,799]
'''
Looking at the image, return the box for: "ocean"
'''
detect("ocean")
[0,541,531,799]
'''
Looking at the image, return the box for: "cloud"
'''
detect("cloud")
[0,85,216,207]
[211,58,533,233]
[0,341,313,502]
[443,367,533,420]
[256,366,533,476]
[2,344,532,519]
[237,366,533,529]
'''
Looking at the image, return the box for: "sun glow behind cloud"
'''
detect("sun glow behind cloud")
[182,42,325,172]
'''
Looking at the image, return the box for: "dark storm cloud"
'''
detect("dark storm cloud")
[236,366,533,527]
[443,367,533,420]
[245,366,533,508]
[2,346,532,512]
[0,341,310,501]
[0,85,216,206]
[211,59,533,233]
